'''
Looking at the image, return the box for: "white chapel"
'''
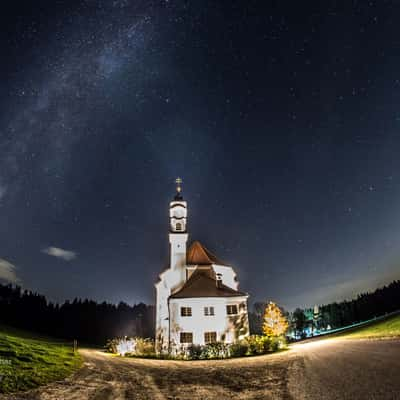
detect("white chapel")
[155,178,249,354]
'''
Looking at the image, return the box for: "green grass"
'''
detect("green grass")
[337,314,400,339]
[0,325,82,394]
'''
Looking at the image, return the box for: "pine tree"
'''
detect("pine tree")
[263,301,288,337]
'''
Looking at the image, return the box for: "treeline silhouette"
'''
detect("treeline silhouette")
[0,284,154,345]
[1,280,399,343]
[249,279,400,335]
[314,279,400,329]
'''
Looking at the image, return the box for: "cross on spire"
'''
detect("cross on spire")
[175,177,182,193]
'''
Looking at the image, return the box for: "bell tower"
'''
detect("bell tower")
[169,178,188,270]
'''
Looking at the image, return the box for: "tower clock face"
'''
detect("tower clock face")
[174,207,185,219]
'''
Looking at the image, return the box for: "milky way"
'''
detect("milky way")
[0,1,400,309]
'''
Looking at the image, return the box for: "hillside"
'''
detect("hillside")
[317,313,400,341]
[0,325,82,393]
[338,314,400,339]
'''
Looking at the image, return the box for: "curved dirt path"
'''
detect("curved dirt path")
[1,349,291,400]
[2,339,400,399]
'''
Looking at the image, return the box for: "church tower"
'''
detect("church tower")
[169,177,188,270]
[156,178,249,354]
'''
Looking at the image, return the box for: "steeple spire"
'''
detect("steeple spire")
[174,177,183,200]
[169,178,188,269]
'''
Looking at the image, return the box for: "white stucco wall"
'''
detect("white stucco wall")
[155,262,186,352]
[211,264,238,290]
[168,296,249,350]
[156,261,250,353]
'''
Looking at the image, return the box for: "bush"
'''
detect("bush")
[106,337,155,357]
[228,335,285,357]
[269,336,286,352]
[200,342,230,359]
[243,335,270,355]
[105,338,121,354]
[229,341,248,357]
[107,335,285,359]
[176,335,284,360]
[187,344,202,360]
[134,338,155,357]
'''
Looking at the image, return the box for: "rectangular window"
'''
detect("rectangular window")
[181,307,192,317]
[204,306,215,316]
[204,331,217,344]
[226,305,238,315]
[180,332,193,344]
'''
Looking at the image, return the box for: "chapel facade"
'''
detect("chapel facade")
[155,179,249,354]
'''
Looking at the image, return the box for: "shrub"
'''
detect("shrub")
[173,346,189,360]
[117,338,136,356]
[187,344,202,360]
[107,335,285,359]
[243,335,270,355]
[269,336,286,352]
[105,338,121,354]
[269,337,279,352]
[228,334,284,357]
[200,342,230,359]
[106,337,155,357]
[134,338,155,357]
[229,341,248,357]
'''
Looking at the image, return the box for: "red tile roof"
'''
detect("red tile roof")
[170,267,247,298]
[186,241,226,265]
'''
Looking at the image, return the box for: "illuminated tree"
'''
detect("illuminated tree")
[263,301,289,337]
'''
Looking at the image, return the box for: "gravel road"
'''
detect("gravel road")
[2,338,399,400]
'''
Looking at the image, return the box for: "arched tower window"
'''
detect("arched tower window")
[176,222,182,231]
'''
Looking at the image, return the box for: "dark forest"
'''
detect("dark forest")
[0,284,154,345]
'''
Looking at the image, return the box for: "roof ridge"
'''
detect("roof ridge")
[170,266,247,299]
[187,240,227,265]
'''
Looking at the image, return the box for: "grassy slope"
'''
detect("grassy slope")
[0,325,82,393]
[337,314,400,339]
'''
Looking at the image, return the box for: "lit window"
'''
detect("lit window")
[181,307,192,317]
[204,331,217,344]
[204,306,215,316]
[180,332,193,343]
[226,305,238,315]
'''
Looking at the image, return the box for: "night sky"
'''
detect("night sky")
[1,1,400,310]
